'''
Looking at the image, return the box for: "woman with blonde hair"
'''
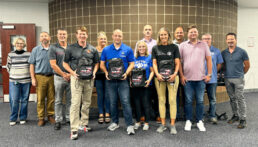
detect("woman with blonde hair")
[7,38,31,126]
[95,31,110,124]
[131,41,154,131]
[152,27,180,134]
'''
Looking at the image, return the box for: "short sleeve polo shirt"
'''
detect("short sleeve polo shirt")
[64,42,99,71]
[222,46,249,78]
[100,43,135,71]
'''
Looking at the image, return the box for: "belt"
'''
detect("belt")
[54,73,62,77]
[36,73,53,77]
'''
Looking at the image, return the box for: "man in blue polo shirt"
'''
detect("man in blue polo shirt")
[222,32,250,129]
[100,29,135,135]
[202,33,224,124]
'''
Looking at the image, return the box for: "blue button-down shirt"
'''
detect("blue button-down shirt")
[205,46,224,83]
[101,43,135,71]
[28,45,53,74]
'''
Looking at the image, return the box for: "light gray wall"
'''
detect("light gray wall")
[237,7,258,90]
[0,1,49,45]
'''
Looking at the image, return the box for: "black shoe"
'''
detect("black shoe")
[237,120,247,129]
[54,122,61,130]
[227,115,239,124]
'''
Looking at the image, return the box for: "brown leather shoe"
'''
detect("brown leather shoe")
[38,119,45,127]
[48,116,56,124]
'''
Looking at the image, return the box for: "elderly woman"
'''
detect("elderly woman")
[95,31,110,124]
[7,38,31,126]
[131,41,154,131]
[152,27,180,134]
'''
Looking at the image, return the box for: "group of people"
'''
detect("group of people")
[6,24,250,140]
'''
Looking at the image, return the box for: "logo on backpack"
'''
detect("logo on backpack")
[131,68,146,87]
[76,50,94,79]
[158,60,174,81]
[108,58,125,80]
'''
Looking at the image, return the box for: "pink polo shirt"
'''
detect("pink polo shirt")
[179,40,211,81]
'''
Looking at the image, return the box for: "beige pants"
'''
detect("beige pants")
[70,76,93,131]
[155,76,179,119]
[35,74,55,119]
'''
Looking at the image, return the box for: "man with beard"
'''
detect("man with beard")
[29,32,55,126]
[49,28,71,130]
[222,33,250,129]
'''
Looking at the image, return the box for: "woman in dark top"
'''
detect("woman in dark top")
[131,41,154,131]
[152,27,180,134]
[95,31,110,124]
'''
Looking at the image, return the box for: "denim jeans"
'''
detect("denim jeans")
[106,80,133,126]
[96,79,110,114]
[9,82,31,121]
[54,75,71,123]
[206,83,217,118]
[176,83,185,118]
[184,81,205,122]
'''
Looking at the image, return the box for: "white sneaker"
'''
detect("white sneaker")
[107,123,119,131]
[20,120,26,125]
[143,124,149,131]
[134,123,141,130]
[197,120,206,132]
[9,122,16,126]
[78,125,92,132]
[127,125,135,135]
[70,131,78,140]
[184,120,192,131]
[156,125,167,133]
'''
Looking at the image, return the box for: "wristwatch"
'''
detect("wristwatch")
[207,74,212,77]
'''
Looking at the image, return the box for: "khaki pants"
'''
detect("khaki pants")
[155,76,179,119]
[35,75,55,119]
[70,76,93,132]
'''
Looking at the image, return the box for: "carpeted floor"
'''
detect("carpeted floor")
[0,92,257,147]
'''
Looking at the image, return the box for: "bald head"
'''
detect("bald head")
[112,29,123,45]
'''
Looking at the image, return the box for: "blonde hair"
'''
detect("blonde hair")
[97,31,108,47]
[13,37,26,48]
[157,27,173,45]
[135,41,148,58]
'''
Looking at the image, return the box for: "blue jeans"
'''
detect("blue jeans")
[9,82,31,121]
[176,84,185,118]
[184,81,205,122]
[106,80,133,126]
[206,83,217,118]
[96,79,110,114]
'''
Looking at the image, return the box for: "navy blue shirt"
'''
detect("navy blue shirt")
[100,43,135,71]
[28,45,53,74]
[134,55,153,85]
[221,46,249,78]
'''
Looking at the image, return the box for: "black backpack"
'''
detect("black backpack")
[108,58,124,80]
[131,68,146,87]
[76,52,94,80]
[158,60,174,81]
